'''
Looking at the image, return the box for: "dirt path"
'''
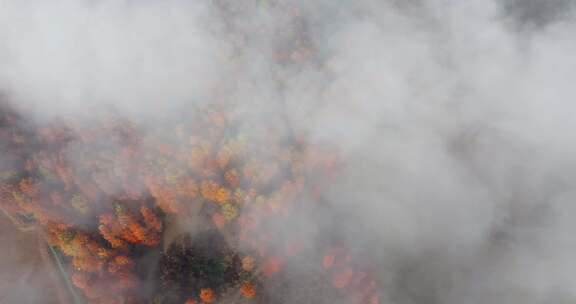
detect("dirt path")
[0,214,60,304]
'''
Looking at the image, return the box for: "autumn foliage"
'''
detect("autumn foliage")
[0,94,386,304]
[0,2,382,298]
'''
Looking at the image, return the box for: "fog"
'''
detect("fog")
[1,0,576,303]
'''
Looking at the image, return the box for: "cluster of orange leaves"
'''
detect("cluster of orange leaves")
[98,206,162,249]
[240,282,257,299]
[184,282,255,303]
